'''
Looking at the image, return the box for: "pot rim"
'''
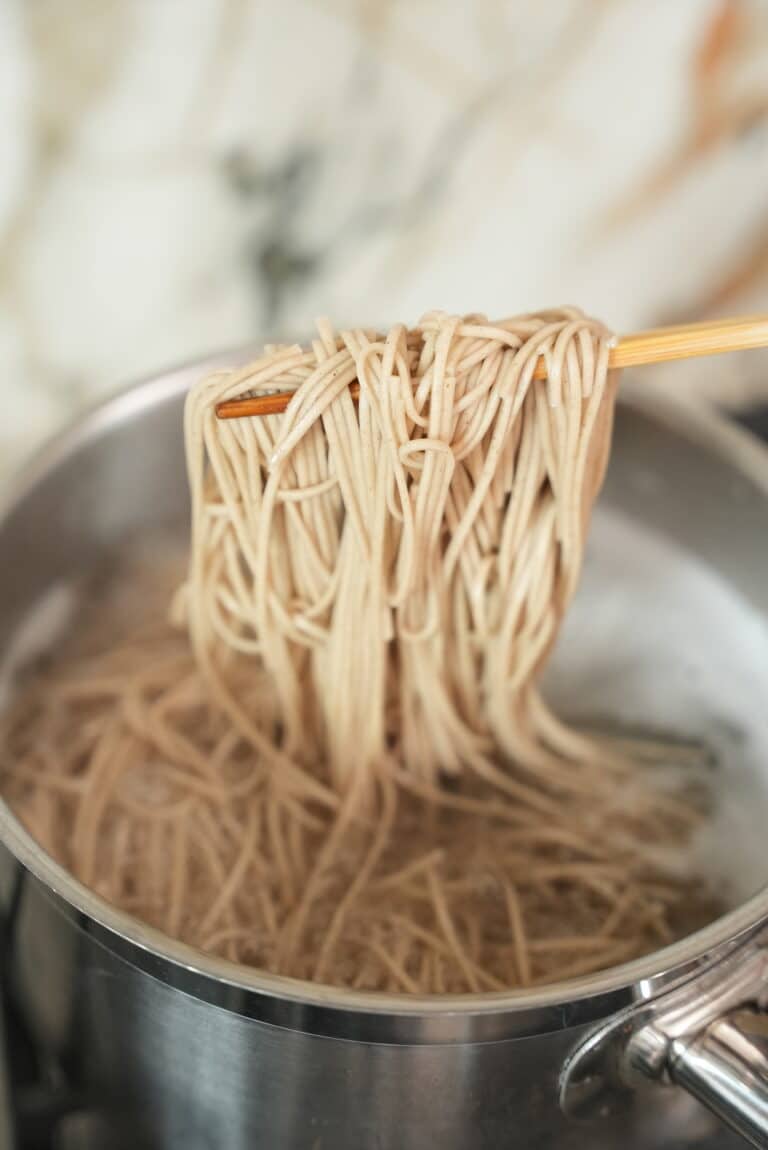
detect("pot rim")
[1,353,767,1044]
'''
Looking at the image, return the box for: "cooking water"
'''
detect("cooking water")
[548,506,768,906]
[3,504,768,913]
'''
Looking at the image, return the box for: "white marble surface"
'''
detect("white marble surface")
[1,0,768,478]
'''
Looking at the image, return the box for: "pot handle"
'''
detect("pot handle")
[667,1011,768,1148]
[560,934,768,1148]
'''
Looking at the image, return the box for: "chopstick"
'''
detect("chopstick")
[215,313,768,420]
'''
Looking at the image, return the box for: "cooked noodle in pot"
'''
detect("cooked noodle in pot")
[0,309,715,992]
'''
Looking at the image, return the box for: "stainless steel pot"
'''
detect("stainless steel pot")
[1,356,768,1150]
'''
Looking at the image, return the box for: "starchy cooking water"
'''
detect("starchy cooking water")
[2,506,768,911]
[548,507,768,904]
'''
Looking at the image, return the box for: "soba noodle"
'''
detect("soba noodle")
[0,309,715,992]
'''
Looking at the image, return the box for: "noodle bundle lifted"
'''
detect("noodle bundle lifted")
[181,309,616,794]
[0,309,712,992]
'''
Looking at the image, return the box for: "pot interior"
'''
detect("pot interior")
[1,362,768,1010]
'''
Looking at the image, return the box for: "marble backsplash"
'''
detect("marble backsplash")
[1,0,768,478]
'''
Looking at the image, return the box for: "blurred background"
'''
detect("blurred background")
[1,0,768,479]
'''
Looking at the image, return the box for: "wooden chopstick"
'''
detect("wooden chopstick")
[215,313,768,420]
